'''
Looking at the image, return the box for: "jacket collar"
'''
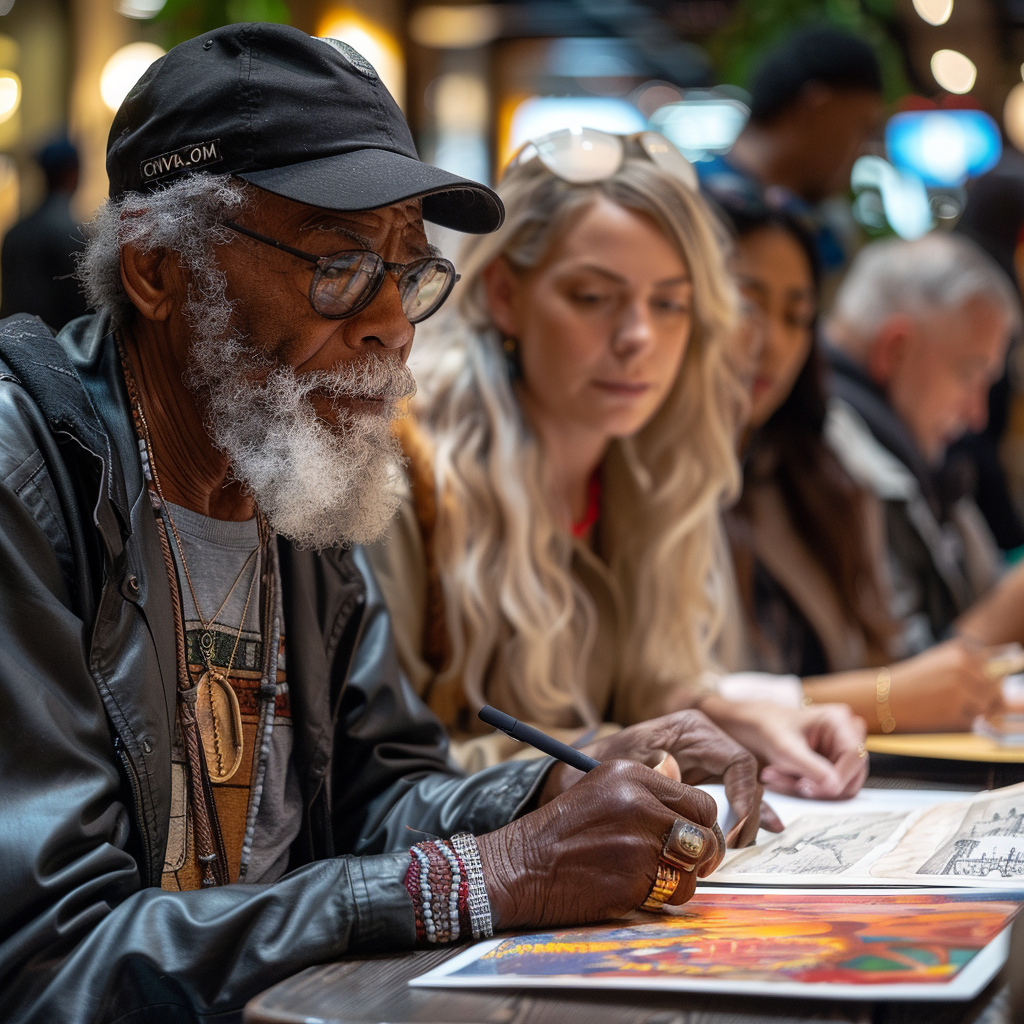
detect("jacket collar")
[824,343,946,520]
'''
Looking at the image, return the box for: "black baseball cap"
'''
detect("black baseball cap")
[106,22,503,233]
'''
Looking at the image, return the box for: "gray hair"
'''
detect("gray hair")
[77,173,249,327]
[829,233,1021,355]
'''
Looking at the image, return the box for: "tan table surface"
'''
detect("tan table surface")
[865,734,1024,763]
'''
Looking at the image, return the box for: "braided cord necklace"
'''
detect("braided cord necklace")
[117,335,267,884]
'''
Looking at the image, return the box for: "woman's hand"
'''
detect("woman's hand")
[697,694,867,799]
[884,640,1003,732]
[537,709,773,843]
[477,760,723,930]
[803,639,1004,733]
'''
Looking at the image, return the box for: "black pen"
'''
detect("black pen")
[478,705,600,773]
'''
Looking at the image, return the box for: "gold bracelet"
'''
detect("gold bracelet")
[876,666,896,733]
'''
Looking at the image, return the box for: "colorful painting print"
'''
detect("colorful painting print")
[449,892,1022,986]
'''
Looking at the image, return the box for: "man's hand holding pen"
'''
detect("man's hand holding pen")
[470,706,769,928]
[537,709,777,844]
[476,759,724,930]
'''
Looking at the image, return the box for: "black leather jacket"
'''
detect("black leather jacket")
[0,314,549,1023]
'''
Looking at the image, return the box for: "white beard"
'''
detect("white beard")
[186,322,415,551]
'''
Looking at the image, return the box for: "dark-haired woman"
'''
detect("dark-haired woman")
[718,199,1002,733]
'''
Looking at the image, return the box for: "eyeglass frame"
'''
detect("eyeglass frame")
[222,220,460,324]
[507,128,699,190]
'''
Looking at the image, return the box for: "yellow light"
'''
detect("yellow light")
[100,42,165,113]
[912,0,953,25]
[930,49,976,94]
[317,9,404,109]
[430,73,488,131]
[1005,83,1024,152]
[0,71,20,125]
[118,0,167,17]
[409,5,501,49]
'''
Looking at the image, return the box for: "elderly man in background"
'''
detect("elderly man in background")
[0,24,778,1024]
[825,233,1024,655]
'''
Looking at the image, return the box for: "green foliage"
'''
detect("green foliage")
[704,0,910,103]
[154,0,291,47]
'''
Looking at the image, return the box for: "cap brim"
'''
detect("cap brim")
[237,148,504,234]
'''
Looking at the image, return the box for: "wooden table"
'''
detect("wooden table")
[243,941,1013,1024]
[244,772,1023,1024]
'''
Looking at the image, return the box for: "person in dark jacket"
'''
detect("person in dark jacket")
[0,137,88,329]
[824,233,1024,653]
[0,24,771,1024]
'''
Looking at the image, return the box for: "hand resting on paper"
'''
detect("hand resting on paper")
[477,760,723,930]
[695,696,868,800]
[536,709,776,845]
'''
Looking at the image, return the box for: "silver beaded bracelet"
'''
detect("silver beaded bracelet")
[451,832,493,940]
[435,840,463,942]
[411,845,438,943]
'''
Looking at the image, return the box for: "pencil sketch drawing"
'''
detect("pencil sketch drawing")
[919,792,1024,878]
[727,813,906,875]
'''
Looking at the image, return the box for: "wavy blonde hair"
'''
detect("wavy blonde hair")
[412,152,741,729]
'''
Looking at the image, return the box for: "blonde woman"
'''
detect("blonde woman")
[368,130,866,799]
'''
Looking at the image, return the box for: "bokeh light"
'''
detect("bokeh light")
[912,0,953,26]
[852,156,933,240]
[409,5,501,49]
[318,9,404,108]
[930,49,976,94]
[117,0,167,18]
[886,109,1000,187]
[649,96,749,161]
[0,71,20,125]
[1004,83,1024,153]
[100,42,165,112]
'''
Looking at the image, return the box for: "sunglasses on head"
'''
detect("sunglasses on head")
[509,128,698,190]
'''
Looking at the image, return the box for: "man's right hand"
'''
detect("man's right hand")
[475,760,722,931]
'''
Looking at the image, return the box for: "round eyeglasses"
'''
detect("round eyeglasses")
[509,128,698,190]
[224,221,460,324]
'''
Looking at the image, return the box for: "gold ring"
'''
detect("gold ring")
[641,860,681,911]
[662,817,708,872]
[857,743,868,759]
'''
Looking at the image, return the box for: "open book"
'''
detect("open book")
[707,781,1024,888]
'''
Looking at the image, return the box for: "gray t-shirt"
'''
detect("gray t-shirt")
[160,502,301,888]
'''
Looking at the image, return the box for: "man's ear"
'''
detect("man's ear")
[119,242,183,322]
[481,257,522,338]
[867,313,915,384]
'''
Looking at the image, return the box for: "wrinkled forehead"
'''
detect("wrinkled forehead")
[302,200,426,245]
[251,188,431,257]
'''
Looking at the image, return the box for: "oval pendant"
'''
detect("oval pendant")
[194,669,244,783]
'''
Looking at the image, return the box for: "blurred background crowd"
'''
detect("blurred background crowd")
[4,0,1024,567]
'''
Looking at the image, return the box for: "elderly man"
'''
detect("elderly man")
[825,233,1024,655]
[0,25,780,1024]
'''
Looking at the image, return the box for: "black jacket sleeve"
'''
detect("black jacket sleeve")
[0,390,546,1023]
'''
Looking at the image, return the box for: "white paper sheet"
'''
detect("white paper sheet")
[702,782,1024,888]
